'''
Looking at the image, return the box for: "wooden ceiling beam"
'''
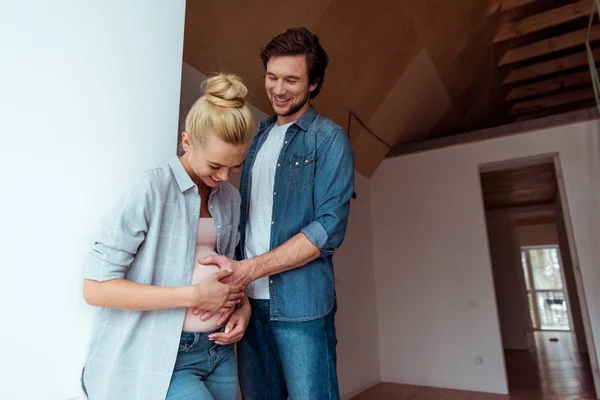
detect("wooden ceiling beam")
[509,87,595,115]
[503,48,600,84]
[488,0,539,15]
[513,111,554,121]
[506,70,594,101]
[494,0,593,43]
[499,24,600,66]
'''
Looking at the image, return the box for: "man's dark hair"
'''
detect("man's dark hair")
[260,27,329,99]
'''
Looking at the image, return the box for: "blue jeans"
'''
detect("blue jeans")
[238,298,339,400]
[166,331,238,400]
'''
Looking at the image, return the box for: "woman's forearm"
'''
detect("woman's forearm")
[83,279,192,311]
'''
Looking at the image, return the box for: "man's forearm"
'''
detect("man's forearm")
[243,233,320,281]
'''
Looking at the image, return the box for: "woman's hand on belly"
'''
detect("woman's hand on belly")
[187,269,244,313]
[209,296,251,345]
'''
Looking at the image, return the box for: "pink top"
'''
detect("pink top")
[182,218,223,332]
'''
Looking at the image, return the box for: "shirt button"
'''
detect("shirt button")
[284,141,288,144]
[270,279,274,284]
[209,205,213,209]
[277,164,281,168]
[271,221,274,225]
[217,225,220,228]
[273,192,276,196]
[295,162,299,166]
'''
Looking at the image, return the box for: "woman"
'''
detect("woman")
[81,74,253,400]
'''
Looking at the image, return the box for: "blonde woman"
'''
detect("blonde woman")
[80,74,253,400]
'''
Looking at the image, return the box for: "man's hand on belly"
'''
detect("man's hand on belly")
[198,255,253,287]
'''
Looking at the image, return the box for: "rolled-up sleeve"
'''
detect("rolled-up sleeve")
[83,177,153,282]
[301,128,354,257]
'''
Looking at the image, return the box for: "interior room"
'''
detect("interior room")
[3,1,600,399]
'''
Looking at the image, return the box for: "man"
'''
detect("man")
[201,27,354,399]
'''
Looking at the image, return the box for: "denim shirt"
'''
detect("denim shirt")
[81,156,240,400]
[239,106,355,321]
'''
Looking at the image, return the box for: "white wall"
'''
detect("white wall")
[335,174,381,399]
[179,62,381,399]
[370,119,600,394]
[0,1,186,399]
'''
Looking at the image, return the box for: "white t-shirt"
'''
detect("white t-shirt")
[244,121,294,299]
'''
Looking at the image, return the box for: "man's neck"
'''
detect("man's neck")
[276,102,310,126]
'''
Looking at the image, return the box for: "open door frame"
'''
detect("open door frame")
[553,154,600,396]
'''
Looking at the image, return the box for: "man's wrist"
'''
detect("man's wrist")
[241,257,260,283]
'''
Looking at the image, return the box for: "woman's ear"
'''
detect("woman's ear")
[181,132,191,152]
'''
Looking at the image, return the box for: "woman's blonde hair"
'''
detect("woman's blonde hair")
[185,73,254,147]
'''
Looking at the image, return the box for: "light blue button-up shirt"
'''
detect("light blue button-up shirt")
[81,156,240,400]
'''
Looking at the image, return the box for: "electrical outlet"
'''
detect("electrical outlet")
[475,356,484,365]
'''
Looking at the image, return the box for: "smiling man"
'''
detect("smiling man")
[199,27,355,399]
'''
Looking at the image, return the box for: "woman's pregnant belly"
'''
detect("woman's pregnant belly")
[182,247,224,333]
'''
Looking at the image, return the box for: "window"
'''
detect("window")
[521,246,571,331]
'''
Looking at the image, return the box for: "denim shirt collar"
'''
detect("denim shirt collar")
[257,105,318,133]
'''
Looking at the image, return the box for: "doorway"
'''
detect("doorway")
[479,154,598,399]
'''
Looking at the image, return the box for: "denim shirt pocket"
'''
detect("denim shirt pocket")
[288,152,315,190]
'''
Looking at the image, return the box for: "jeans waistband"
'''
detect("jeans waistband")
[180,327,224,343]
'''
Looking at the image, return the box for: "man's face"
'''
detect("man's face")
[265,55,318,122]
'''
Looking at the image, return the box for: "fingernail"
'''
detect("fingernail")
[225,327,231,334]
[208,335,214,340]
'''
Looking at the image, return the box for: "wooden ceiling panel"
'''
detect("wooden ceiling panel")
[505,69,594,100]
[503,48,600,84]
[480,162,558,209]
[184,0,598,165]
[493,0,592,43]
[487,0,600,121]
[498,25,600,66]
[509,87,595,114]
[183,0,334,112]
[488,0,540,15]
[184,0,504,148]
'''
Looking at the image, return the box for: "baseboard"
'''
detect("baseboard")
[379,376,508,395]
[341,379,381,400]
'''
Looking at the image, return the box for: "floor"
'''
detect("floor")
[505,332,596,399]
[352,332,596,400]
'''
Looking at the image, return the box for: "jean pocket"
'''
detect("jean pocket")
[288,152,315,190]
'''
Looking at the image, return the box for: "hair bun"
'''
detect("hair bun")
[203,74,248,108]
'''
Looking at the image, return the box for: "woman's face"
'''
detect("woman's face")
[181,131,248,188]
